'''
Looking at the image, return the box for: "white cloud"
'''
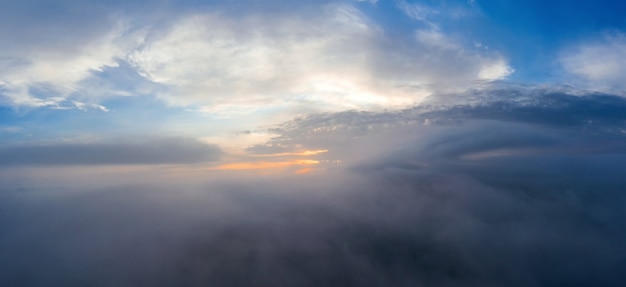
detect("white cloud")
[0,2,513,116]
[0,18,145,108]
[126,6,513,114]
[560,33,626,94]
[396,0,438,24]
[415,29,459,50]
[412,29,513,82]
[126,5,388,111]
[478,59,515,81]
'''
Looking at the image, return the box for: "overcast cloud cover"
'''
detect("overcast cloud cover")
[1,0,626,286]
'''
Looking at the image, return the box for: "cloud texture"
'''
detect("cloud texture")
[0,1,512,115]
[2,1,625,285]
[2,87,625,286]
[561,33,626,94]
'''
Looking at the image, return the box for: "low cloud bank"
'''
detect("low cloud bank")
[1,87,626,286]
[1,168,624,286]
[0,137,221,166]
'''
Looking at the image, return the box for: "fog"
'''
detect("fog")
[2,171,625,286]
[2,88,626,286]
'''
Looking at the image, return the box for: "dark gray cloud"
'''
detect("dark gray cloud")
[0,137,221,166]
[250,87,626,160]
[422,87,626,128]
[253,87,626,195]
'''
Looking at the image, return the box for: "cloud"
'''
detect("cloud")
[0,3,625,286]
[396,0,438,23]
[0,15,145,108]
[0,137,221,166]
[247,85,626,167]
[0,1,513,117]
[413,29,513,81]
[1,161,625,286]
[1,85,626,286]
[125,5,403,112]
[560,32,626,94]
[123,3,513,112]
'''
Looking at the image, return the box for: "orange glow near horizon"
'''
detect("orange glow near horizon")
[295,168,314,174]
[213,159,320,171]
[250,149,329,157]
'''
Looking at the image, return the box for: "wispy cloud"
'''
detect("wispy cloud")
[560,32,626,94]
[0,1,513,119]
[0,17,143,108]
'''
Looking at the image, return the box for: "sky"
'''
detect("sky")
[1,0,626,286]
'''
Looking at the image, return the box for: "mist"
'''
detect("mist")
[2,89,626,286]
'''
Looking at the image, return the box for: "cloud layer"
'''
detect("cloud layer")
[1,164,624,286]
[1,86,626,286]
[0,137,221,166]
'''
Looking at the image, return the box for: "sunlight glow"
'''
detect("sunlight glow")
[294,168,314,174]
[213,159,320,171]
[251,149,329,157]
